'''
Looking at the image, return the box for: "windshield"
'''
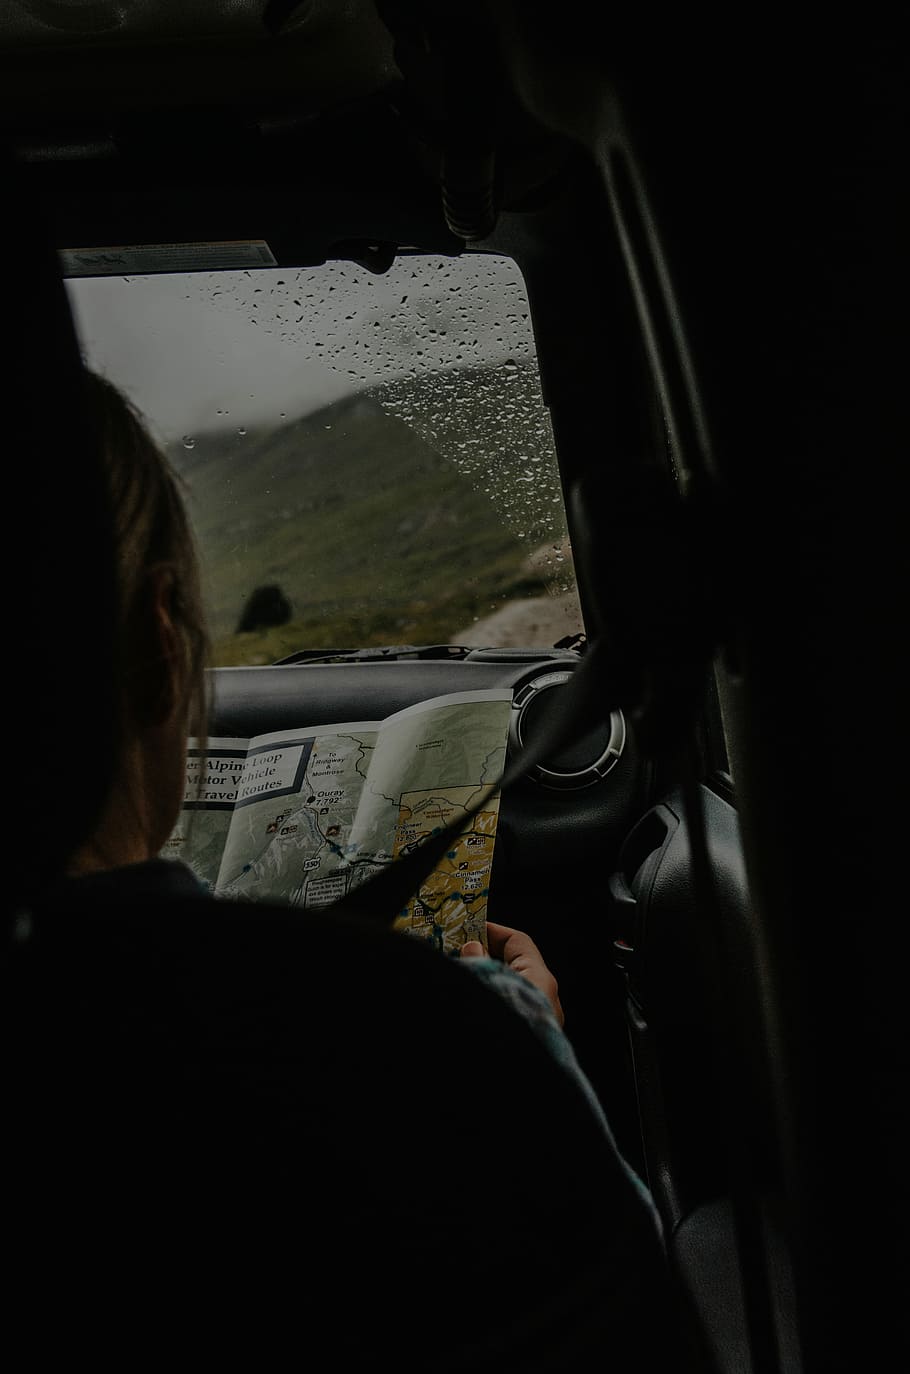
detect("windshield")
[66,251,583,665]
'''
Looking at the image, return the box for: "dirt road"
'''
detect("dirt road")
[454,590,583,649]
[454,537,584,648]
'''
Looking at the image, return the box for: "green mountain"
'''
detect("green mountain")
[169,373,566,666]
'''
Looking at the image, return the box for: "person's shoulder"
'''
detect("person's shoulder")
[34,856,207,906]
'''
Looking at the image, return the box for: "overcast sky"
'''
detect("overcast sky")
[66,254,536,443]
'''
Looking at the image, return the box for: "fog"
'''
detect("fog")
[66,253,535,443]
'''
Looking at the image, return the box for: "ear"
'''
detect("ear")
[133,565,184,729]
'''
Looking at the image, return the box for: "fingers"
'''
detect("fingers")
[485,921,543,966]
[460,940,486,959]
[460,925,539,964]
[482,921,564,1027]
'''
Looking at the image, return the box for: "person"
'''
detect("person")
[53,375,577,1040]
[60,374,576,1031]
[8,371,708,1371]
[65,368,209,882]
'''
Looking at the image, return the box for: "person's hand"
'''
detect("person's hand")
[461,921,564,1027]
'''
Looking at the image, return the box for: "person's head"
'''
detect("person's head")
[69,371,209,874]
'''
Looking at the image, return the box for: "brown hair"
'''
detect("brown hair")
[83,370,209,743]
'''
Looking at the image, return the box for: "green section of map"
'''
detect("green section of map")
[217,727,379,906]
[163,808,234,894]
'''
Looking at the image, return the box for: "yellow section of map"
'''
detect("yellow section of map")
[391,786,499,954]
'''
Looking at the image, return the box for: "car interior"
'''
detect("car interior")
[3,4,905,1372]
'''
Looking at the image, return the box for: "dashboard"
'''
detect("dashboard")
[208,648,651,904]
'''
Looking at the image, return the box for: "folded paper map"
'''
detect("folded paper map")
[162,688,512,953]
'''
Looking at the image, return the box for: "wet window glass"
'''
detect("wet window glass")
[67,252,584,665]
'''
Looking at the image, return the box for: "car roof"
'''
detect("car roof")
[0,1,582,264]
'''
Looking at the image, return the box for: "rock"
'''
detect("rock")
[236,585,292,634]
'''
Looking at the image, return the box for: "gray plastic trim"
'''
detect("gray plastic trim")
[510,669,626,790]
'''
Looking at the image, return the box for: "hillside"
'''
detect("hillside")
[169,366,575,665]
